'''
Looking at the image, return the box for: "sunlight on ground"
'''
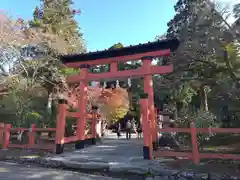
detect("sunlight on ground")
[47,157,64,161]
[97,145,117,148]
[0,167,10,172]
[203,146,235,151]
[109,162,119,165]
[100,148,114,151]
[28,171,67,179]
[21,155,40,159]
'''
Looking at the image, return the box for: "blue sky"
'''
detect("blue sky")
[0,0,176,51]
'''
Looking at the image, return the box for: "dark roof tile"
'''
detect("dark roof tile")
[60,38,180,63]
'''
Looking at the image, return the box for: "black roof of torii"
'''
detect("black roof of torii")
[60,38,180,64]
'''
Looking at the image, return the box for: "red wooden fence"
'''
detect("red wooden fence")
[154,122,240,164]
[0,122,95,152]
[0,123,56,151]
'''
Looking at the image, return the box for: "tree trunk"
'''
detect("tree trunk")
[173,102,178,120]
[47,89,56,127]
[204,86,209,111]
[47,92,53,112]
[200,85,209,111]
[176,101,182,114]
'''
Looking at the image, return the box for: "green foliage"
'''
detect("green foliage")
[31,0,85,53]
[195,109,217,128]
[175,109,218,146]
[0,0,85,128]
[139,93,148,99]
[155,0,240,124]
[225,42,240,79]
[194,109,219,146]
[109,43,124,50]
[0,86,48,127]
[59,67,80,75]
[171,83,197,106]
[233,3,240,18]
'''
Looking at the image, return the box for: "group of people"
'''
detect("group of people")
[116,120,143,139]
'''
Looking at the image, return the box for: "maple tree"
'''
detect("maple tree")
[98,87,129,123]
[65,82,129,124]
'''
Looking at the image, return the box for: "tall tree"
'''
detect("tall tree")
[155,0,239,119]
[31,0,85,54]
[0,1,87,127]
[0,11,63,126]
[28,0,86,93]
[233,3,240,18]
[31,0,86,126]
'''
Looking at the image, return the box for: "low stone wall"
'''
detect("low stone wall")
[1,155,240,180]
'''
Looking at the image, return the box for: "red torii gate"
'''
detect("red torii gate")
[58,39,180,159]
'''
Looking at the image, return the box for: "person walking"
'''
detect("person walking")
[125,120,132,139]
[137,123,142,139]
[116,122,121,139]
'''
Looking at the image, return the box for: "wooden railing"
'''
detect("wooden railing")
[0,122,96,152]
[154,122,240,164]
[0,124,56,151]
[0,103,98,153]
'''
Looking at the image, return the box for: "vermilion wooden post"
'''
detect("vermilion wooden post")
[75,67,88,149]
[91,112,97,145]
[55,99,67,154]
[190,122,200,164]
[2,124,11,149]
[0,123,4,145]
[28,124,36,147]
[140,97,152,160]
[142,57,157,150]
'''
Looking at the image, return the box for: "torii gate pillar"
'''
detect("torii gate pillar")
[142,57,157,150]
[75,65,88,149]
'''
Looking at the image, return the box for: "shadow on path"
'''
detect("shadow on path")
[54,133,144,164]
